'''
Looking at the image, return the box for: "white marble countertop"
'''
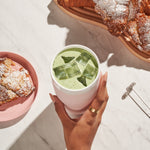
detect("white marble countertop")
[0,0,150,150]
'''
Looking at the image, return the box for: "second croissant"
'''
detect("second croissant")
[57,0,150,54]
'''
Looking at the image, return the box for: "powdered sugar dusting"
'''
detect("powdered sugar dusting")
[127,21,142,45]
[1,67,34,97]
[93,0,130,19]
[0,64,6,77]
[143,44,150,51]
[0,58,9,78]
[93,0,130,35]
[0,57,35,104]
[128,1,137,21]
[0,85,18,103]
[93,0,150,52]
[136,13,150,51]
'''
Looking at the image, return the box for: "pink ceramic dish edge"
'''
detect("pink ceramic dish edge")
[0,51,38,122]
[50,44,101,117]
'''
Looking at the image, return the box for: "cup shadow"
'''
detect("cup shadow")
[47,0,150,71]
[9,103,66,150]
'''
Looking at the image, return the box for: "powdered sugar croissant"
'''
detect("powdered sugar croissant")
[0,57,35,108]
[127,13,150,52]
[57,0,150,54]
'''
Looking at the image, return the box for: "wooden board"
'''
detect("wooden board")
[54,0,150,63]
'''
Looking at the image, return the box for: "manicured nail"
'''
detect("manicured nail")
[49,93,56,103]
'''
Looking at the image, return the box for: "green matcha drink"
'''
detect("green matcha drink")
[52,48,98,90]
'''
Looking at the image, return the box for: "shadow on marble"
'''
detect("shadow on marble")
[47,1,150,71]
[9,103,66,150]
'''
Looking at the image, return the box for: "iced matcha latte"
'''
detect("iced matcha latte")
[52,47,98,90]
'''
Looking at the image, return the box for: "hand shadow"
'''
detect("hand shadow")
[47,0,150,71]
[9,103,66,150]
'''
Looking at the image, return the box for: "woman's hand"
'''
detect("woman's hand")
[50,72,109,150]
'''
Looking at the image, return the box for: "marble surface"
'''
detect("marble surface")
[0,0,150,150]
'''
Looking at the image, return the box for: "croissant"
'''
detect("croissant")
[94,0,130,36]
[57,0,150,54]
[145,1,150,15]
[136,13,150,51]
[127,13,150,52]
[139,0,150,15]
[58,0,130,36]
[58,0,150,14]
[0,57,35,108]
[0,85,18,106]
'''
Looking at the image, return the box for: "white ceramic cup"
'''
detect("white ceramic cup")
[51,44,101,118]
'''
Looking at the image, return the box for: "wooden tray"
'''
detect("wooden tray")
[54,0,150,63]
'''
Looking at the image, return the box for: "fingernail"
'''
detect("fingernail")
[49,93,56,103]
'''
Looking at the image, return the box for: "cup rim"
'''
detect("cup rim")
[50,44,100,93]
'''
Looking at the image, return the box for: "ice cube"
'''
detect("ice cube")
[83,64,97,79]
[77,76,87,87]
[61,56,75,63]
[53,65,68,80]
[76,52,91,65]
[65,62,81,78]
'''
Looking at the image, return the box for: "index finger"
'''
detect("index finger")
[97,72,108,102]
[90,72,109,112]
[80,72,109,125]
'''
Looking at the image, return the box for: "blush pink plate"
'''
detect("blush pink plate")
[0,52,38,128]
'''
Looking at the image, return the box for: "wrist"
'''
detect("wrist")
[67,145,91,150]
[80,146,91,150]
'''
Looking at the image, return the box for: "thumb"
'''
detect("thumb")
[49,93,71,126]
